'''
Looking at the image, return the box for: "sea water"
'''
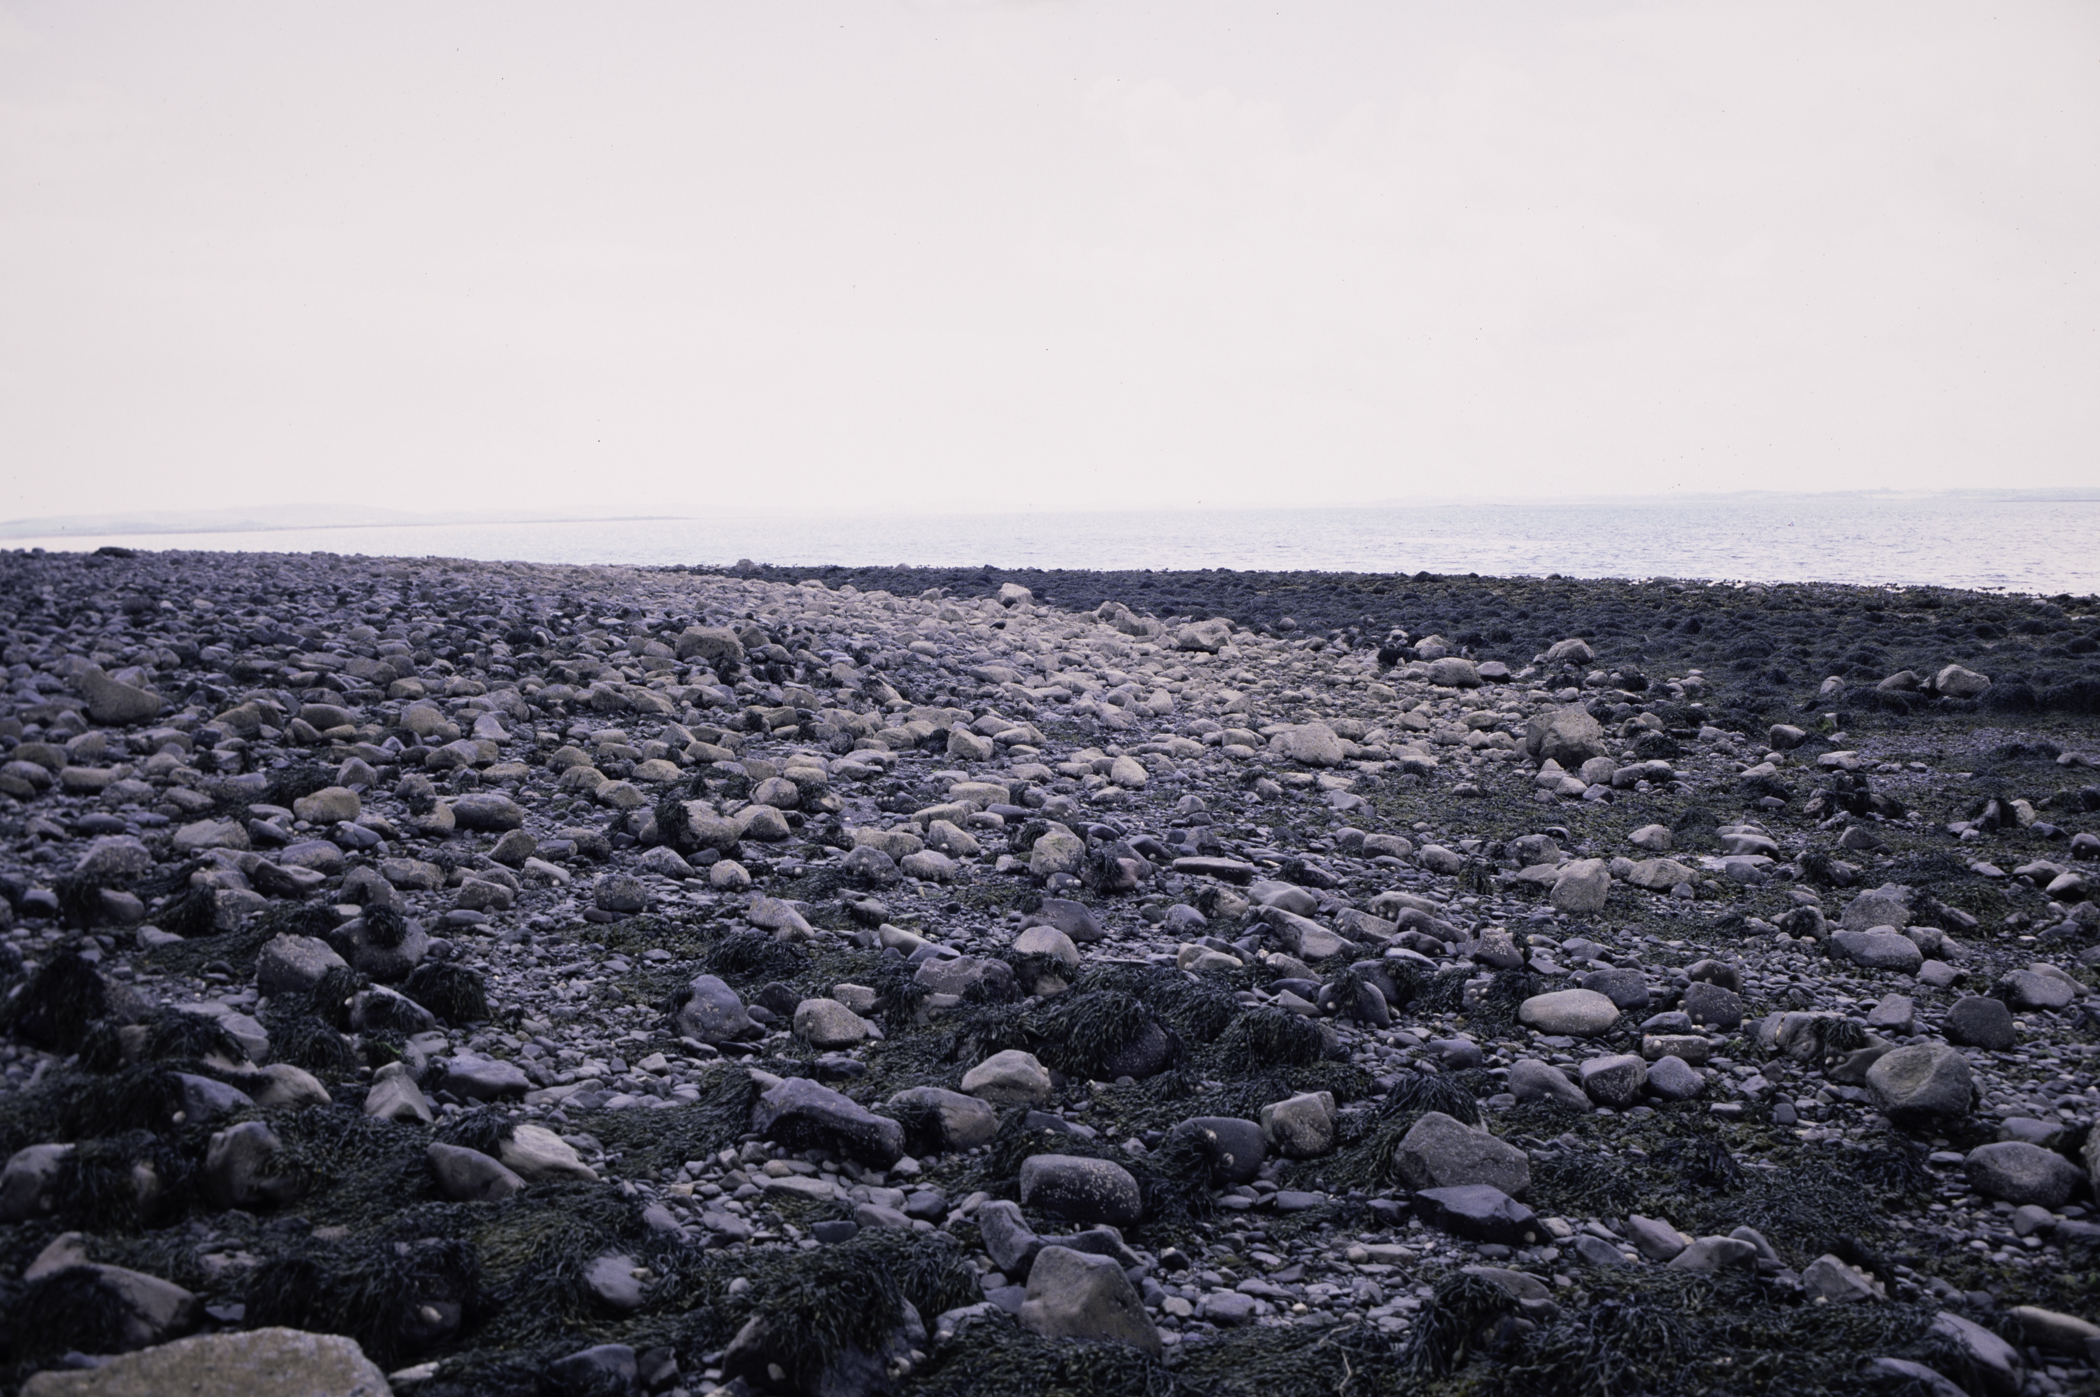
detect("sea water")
[11,493,2098,595]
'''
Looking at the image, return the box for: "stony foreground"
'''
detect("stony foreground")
[0,547,2097,1397]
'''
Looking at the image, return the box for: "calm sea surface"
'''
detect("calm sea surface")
[12,494,2098,595]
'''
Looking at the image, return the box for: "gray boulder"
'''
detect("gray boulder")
[1829,930,1923,974]
[1017,1246,1161,1356]
[1017,1154,1143,1226]
[202,1121,303,1209]
[752,1076,905,1168]
[673,974,763,1044]
[1644,1055,1705,1101]
[256,934,350,999]
[1965,1142,2085,1208]
[1412,1185,1539,1245]
[1258,1091,1336,1159]
[1,1143,73,1222]
[1944,996,2017,1050]
[428,1142,527,1201]
[17,1327,390,1397]
[1393,1112,1531,1196]
[975,1200,1045,1275]
[1865,1044,1975,1126]
[1578,1054,1648,1108]
[1163,1116,1265,1185]
[1523,707,1607,766]
[885,1087,998,1151]
[1508,1059,1591,1109]
[1517,989,1620,1037]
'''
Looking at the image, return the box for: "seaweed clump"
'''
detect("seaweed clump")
[403,962,490,1025]
[1213,1007,1326,1072]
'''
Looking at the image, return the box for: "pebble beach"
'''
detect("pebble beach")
[2,545,2098,1397]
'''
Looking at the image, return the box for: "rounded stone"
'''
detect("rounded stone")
[1017,1154,1143,1227]
[1517,989,1621,1037]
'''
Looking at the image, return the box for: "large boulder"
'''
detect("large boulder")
[1517,989,1620,1037]
[17,1328,387,1397]
[1017,1246,1162,1356]
[1523,707,1607,766]
[255,934,350,999]
[1964,1142,2085,1208]
[1270,723,1346,767]
[673,975,763,1044]
[1393,1112,1531,1196]
[1017,1154,1143,1227]
[1162,1117,1266,1185]
[1258,1092,1336,1159]
[1944,996,2017,1050]
[1865,1044,1975,1127]
[1412,1185,1539,1245]
[752,1077,905,1168]
[884,1087,998,1151]
[961,1049,1053,1106]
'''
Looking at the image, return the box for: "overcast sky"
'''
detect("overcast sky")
[2,1,2095,521]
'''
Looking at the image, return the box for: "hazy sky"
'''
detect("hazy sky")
[3,1,2096,520]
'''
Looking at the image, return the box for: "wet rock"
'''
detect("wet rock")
[1578,1053,1647,1108]
[1,1143,74,1222]
[203,1121,304,1208]
[364,1062,434,1124]
[673,974,763,1044]
[1508,1059,1591,1109]
[499,1124,599,1182]
[440,1053,531,1101]
[1829,930,1923,974]
[885,1087,997,1151]
[1523,706,1607,766]
[793,997,877,1047]
[1163,1116,1265,1185]
[974,1200,1044,1275]
[1802,1254,1885,1302]
[1643,1055,1704,1100]
[544,1343,637,1397]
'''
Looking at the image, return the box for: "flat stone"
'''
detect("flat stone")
[1829,930,1924,974]
[1508,1058,1591,1109]
[499,1123,599,1182]
[792,997,877,1048]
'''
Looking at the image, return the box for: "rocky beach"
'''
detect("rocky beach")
[1,546,2098,1397]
